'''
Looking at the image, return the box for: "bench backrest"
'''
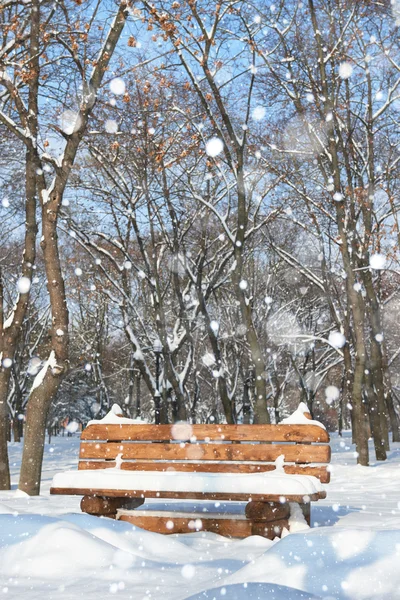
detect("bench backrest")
[79,423,331,483]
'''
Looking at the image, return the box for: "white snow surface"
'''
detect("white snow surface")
[280,402,326,430]
[1,433,400,599]
[52,467,323,496]
[288,502,310,533]
[87,403,146,426]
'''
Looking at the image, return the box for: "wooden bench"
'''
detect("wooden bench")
[50,415,330,539]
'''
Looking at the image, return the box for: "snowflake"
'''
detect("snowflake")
[325,385,340,405]
[17,277,31,294]
[105,119,118,134]
[205,137,224,157]
[252,106,266,120]
[369,254,386,270]
[109,77,126,95]
[338,62,353,79]
[328,331,346,349]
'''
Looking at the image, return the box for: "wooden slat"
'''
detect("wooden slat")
[79,441,331,464]
[50,487,326,502]
[78,460,330,483]
[117,511,253,538]
[81,423,329,443]
[80,495,144,515]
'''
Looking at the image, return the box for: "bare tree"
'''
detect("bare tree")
[1,0,132,493]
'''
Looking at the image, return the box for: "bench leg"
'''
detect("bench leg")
[245,501,290,522]
[80,495,144,518]
[245,501,290,539]
[251,519,289,538]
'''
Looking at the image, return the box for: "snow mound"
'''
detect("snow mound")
[61,512,202,563]
[224,527,400,600]
[0,515,117,578]
[281,403,326,430]
[15,488,30,498]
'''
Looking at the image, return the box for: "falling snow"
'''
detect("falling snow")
[109,77,126,95]
[370,253,386,270]
[1,2,400,597]
[338,62,353,79]
[328,331,346,349]
[205,137,224,157]
[17,276,31,294]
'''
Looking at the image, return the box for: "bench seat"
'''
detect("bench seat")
[51,468,325,500]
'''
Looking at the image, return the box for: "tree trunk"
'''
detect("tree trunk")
[365,370,387,461]
[242,374,251,424]
[338,396,343,437]
[11,364,24,443]
[160,389,169,424]
[19,180,70,495]
[386,391,400,443]
[233,255,269,422]
[13,419,21,444]
[0,0,41,487]
[135,370,141,419]
[19,372,61,494]
[352,357,370,465]
[232,170,269,424]
[165,358,187,423]
[198,293,235,423]
[362,270,390,452]
[306,0,370,464]
[191,379,200,424]
[18,1,130,494]
[0,370,11,489]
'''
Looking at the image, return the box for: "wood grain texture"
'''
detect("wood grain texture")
[50,487,326,502]
[78,441,331,464]
[81,423,329,443]
[117,511,253,538]
[77,460,330,483]
[245,501,290,521]
[251,519,289,538]
[80,495,144,515]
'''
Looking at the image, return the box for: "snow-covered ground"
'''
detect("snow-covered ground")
[0,433,399,600]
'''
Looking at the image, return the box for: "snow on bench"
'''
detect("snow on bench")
[50,403,330,539]
[52,462,324,496]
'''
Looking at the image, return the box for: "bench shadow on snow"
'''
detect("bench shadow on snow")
[312,503,359,527]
